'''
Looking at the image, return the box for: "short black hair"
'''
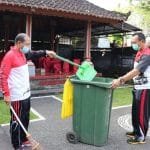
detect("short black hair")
[133,32,145,42]
[15,33,27,44]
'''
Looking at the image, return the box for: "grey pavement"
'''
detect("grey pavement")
[0,97,150,150]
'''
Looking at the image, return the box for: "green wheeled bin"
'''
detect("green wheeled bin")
[66,77,113,146]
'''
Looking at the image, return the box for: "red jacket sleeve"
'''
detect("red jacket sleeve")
[0,53,12,96]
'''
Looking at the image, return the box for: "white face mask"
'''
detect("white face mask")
[21,46,30,54]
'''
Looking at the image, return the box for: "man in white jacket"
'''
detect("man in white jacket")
[1,33,56,150]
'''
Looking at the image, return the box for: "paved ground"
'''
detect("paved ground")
[0,97,150,150]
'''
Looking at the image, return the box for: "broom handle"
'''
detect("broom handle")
[55,55,80,67]
[10,105,29,136]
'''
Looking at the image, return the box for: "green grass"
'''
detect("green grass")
[0,88,132,124]
[58,87,133,107]
[112,87,133,107]
[58,94,63,99]
[0,100,38,125]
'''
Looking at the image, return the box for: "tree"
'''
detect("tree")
[115,0,150,34]
[136,0,150,33]
[139,0,150,9]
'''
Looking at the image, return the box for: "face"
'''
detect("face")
[131,35,144,51]
[16,35,31,49]
[22,36,31,49]
[16,35,31,54]
[131,35,141,45]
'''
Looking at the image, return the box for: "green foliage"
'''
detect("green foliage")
[115,0,150,30]
[108,34,123,47]
[135,0,150,29]
[139,0,150,9]
[113,87,133,107]
[58,87,133,107]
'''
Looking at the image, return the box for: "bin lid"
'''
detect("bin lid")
[70,77,113,88]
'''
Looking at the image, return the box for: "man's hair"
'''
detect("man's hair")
[133,32,145,42]
[15,33,27,44]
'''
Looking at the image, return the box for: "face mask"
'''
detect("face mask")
[21,46,30,54]
[132,44,140,51]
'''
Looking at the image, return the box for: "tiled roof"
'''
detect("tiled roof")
[0,0,128,22]
[64,22,142,36]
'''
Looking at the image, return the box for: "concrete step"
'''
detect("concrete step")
[30,74,68,96]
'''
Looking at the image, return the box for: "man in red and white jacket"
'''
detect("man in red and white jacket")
[112,33,150,144]
[1,33,56,150]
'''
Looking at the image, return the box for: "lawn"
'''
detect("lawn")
[0,100,38,125]
[0,87,132,124]
[112,87,133,107]
[58,87,133,107]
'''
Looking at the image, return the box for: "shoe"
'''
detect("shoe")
[127,137,146,144]
[126,132,136,138]
[22,140,32,147]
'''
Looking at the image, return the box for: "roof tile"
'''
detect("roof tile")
[0,0,127,21]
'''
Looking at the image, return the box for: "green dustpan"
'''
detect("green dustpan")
[55,55,97,81]
[76,61,97,81]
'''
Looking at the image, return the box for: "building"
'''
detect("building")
[0,0,141,95]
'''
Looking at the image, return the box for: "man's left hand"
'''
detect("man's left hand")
[46,50,56,58]
[4,96,11,105]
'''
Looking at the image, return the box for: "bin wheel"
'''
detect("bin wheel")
[66,132,79,144]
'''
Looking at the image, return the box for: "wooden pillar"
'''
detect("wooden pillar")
[85,21,92,60]
[26,15,32,48]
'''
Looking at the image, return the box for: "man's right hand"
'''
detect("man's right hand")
[4,96,11,105]
[46,50,56,58]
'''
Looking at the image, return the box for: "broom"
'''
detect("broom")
[10,105,41,150]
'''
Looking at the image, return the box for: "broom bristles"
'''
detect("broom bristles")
[10,106,41,150]
[27,134,42,150]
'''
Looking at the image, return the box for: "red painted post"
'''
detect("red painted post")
[85,21,92,60]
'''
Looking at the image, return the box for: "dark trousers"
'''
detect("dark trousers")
[132,89,150,138]
[10,97,30,148]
